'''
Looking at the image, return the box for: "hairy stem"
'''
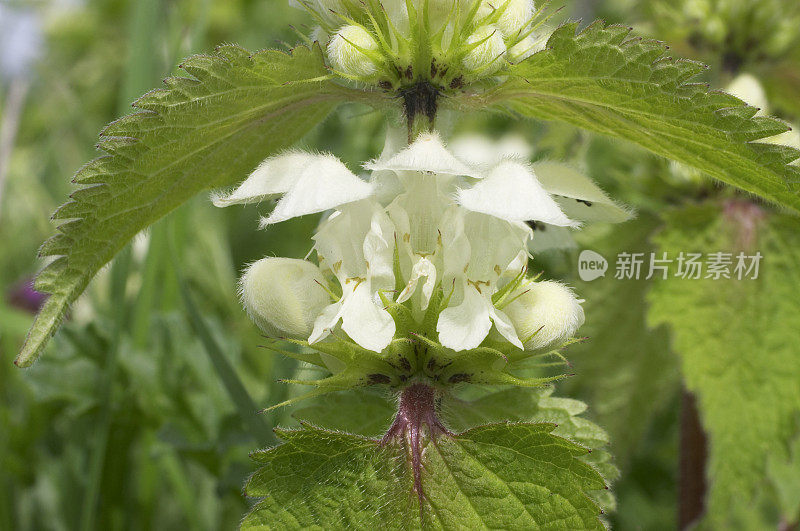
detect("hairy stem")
[381,383,451,506]
[401,81,440,141]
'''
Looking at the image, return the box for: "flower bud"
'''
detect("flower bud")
[463,25,507,75]
[426,0,456,31]
[240,257,331,339]
[503,280,585,351]
[507,33,547,62]
[383,0,410,32]
[479,0,535,37]
[328,25,381,78]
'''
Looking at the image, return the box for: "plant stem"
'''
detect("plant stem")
[402,81,439,141]
[381,383,450,505]
[679,388,708,529]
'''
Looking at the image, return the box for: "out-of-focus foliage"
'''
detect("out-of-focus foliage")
[649,204,800,529]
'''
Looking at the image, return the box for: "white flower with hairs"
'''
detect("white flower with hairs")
[214,128,622,353]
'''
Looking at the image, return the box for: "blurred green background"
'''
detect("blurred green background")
[1,0,798,529]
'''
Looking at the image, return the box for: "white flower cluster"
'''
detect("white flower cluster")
[215,130,629,356]
[294,0,547,82]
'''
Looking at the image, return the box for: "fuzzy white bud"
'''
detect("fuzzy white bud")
[507,33,547,62]
[463,25,507,75]
[328,25,381,78]
[478,0,534,37]
[504,280,585,351]
[240,257,331,339]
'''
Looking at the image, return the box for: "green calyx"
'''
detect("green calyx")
[262,273,573,412]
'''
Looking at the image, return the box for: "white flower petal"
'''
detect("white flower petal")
[340,282,396,352]
[260,155,373,226]
[369,125,408,204]
[365,132,481,178]
[328,25,380,78]
[463,25,507,75]
[309,301,344,345]
[457,160,578,227]
[363,206,396,290]
[533,161,634,224]
[314,202,374,278]
[479,0,534,37]
[212,151,319,207]
[387,172,451,256]
[439,208,471,284]
[445,210,531,282]
[489,306,523,349]
[437,285,493,351]
[397,256,437,309]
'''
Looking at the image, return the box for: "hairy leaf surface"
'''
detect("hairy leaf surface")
[442,386,619,513]
[648,203,800,528]
[242,422,606,529]
[485,22,800,211]
[17,44,352,367]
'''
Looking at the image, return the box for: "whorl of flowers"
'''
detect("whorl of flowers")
[214,129,630,398]
[292,0,549,89]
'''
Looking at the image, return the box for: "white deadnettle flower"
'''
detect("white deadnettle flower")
[503,280,585,351]
[328,25,381,78]
[214,152,394,353]
[365,131,575,348]
[240,258,331,338]
[310,201,397,352]
[216,129,584,353]
[437,211,531,350]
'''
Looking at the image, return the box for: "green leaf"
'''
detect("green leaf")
[442,386,619,513]
[485,21,800,212]
[243,422,606,529]
[292,389,397,438]
[16,44,352,367]
[648,203,800,528]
